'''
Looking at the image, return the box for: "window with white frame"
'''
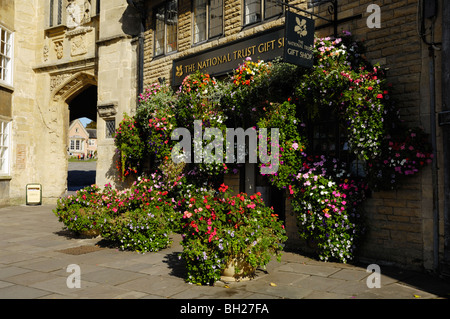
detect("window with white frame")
[193,0,223,44]
[0,26,13,85]
[70,139,84,151]
[0,120,11,175]
[243,0,282,26]
[154,0,178,56]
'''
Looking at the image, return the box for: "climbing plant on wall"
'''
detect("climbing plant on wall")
[112,31,432,263]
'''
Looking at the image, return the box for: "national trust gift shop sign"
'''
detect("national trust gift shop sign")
[172,11,315,86]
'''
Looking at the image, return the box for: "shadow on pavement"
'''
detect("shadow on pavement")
[67,170,96,191]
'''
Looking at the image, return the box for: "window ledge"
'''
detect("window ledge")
[0,175,12,181]
[0,81,14,92]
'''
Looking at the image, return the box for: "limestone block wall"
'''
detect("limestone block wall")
[143,0,307,87]
[0,0,14,206]
[8,0,42,204]
[311,0,445,271]
[96,0,138,190]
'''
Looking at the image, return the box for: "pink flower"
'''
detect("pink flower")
[183,211,192,219]
[247,203,256,209]
[292,142,299,150]
[324,212,331,218]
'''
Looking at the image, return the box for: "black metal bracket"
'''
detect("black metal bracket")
[277,0,362,38]
[277,0,338,37]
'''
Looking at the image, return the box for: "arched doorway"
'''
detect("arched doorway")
[66,85,98,193]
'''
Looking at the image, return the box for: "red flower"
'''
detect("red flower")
[377,94,383,99]
[219,183,229,193]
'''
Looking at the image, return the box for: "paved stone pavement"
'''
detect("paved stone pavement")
[67,160,97,193]
[1,204,450,305]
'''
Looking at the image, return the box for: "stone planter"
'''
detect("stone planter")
[221,256,256,282]
[79,228,101,238]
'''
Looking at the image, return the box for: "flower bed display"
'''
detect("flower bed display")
[55,31,433,284]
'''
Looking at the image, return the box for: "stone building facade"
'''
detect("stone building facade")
[0,0,141,207]
[141,0,449,274]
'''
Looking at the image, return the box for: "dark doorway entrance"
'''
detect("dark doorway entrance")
[67,85,98,193]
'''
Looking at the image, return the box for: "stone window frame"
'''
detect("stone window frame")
[192,0,223,45]
[0,25,13,86]
[105,118,116,139]
[47,0,100,29]
[154,0,179,57]
[0,118,11,176]
[243,0,283,27]
[48,0,66,28]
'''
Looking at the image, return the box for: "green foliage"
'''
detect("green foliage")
[54,178,177,252]
[257,101,306,189]
[114,114,145,180]
[53,185,104,235]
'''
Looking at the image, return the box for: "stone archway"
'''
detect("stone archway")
[51,71,97,103]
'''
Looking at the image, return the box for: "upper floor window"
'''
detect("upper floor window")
[49,0,64,27]
[0,120,11,176]
[48,0,100,28]
[0,26,13,85]
[154,0,178,56]
[193,0,223,44]
[244,0,282,26]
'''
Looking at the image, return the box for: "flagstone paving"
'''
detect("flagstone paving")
[0,204,450,300]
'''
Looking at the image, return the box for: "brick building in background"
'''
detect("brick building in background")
[68,119,97,158]
[137,0,450,275]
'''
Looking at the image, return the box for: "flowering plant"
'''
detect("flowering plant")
[290,153,368,262]
[180,184,287,285]
[231,57,272,87]
[175,71,221,129]
[257,100,305,189]
[296,34,387,160]
[367,127,433,190]
[53,185,104,235]
[54,177,178,252]
[175,71,228,180]
[114,114,146,180]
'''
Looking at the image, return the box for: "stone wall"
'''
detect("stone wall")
[143,0,308,86]
[8,0,42,204]
[311,0,444,271]
[0,0,14,207]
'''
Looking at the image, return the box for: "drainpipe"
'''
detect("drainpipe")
[440,0,450,277]
[127,0,145,98]
[138,12,145,97]
[419,0,440,273]
[429,43,439,273]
